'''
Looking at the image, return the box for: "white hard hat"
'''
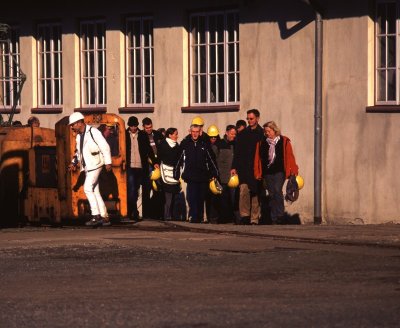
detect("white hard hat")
[69,112,85,125]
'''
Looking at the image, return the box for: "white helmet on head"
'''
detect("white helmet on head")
[69,112,85,125]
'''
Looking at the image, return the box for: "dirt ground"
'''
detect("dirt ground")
[0,221,399,327]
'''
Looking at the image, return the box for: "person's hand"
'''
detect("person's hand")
[105,164,112,172]
[154,164,160,169]
[230,169,237,176]
[68,164,77,172]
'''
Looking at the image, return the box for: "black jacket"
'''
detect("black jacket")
[157,138,181,167]
[232,125,263,192]
[175,137,219,183]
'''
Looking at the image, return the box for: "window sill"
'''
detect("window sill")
[74,107,107,113]
[31,107,63,114]
[366,105,400,113]
[181,104,240,113]
[0,107,21,114]
[119,106,154,113]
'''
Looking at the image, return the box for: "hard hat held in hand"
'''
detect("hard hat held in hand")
[149,167,161,180]
[191,116,204,126]
[207,125,219,137]
[227,174,239,188]
[152,180,159,191]
[296,175,304,190]
[209,178,223,195]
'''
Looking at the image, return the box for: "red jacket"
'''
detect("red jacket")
[254,135,299,179]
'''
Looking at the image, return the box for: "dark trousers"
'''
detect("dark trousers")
[265,172,285,222]
[141,174,151,219]
[186,181,207,223]
[164,192,175,220]
[127,167,143,219]
[218,184,237,223]
[206,191,219,223]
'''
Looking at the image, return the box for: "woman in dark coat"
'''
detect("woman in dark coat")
[157,127,181,220]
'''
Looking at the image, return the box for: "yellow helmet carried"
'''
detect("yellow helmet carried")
[227,174,239,188]
[191,116,205,126]
[207,125,219,137]
[296,175,304,190]
[149,167,161,181]
[209,178,223,195]
[152,180,158,191]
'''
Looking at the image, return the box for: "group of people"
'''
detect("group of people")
[68,109,300,227]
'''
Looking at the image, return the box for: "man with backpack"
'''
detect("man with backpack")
[68,112,112,227]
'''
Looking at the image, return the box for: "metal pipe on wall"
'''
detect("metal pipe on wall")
[302,0,323,224]
[314,11,323,224]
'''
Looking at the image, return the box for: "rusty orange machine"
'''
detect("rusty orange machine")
[55,113,127,222]
[0,126,59,227]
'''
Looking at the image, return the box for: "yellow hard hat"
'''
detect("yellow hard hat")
[227,174,239,188]
[209,178,223,195]
[149,167,161,180]
[207,125,219,137]
[296,175,304,190]
[191,116,205,126]
[152,180,158,191]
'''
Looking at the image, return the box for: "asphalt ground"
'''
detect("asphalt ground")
[0,221,399,327]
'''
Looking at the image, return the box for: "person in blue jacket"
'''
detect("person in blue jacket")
[175,125,219,223]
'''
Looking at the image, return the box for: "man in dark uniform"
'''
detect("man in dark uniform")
[231,109,264,225]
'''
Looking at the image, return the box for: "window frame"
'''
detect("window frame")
[188,9,240,109]
[36,22,63,108]
[79,19,107,108]
[124,16,155,108]
[0,25,22,112]
[375,0,398,105]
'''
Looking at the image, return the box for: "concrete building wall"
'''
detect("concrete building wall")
[1,0,399,224]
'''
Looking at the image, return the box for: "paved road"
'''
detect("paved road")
[1,221,399,327]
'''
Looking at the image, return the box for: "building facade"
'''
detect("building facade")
[1,0,399,224]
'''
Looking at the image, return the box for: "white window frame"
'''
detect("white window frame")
[0,26,21,109]
[80,20,106,107]
[37,23,63,107]
[375,0,398,104]
[125,17,154,106]
[189,10,239,106]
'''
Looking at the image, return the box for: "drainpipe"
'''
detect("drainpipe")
[304,1,323,224]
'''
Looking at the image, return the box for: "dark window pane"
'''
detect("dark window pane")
[217,44,224,73]
[216,14,224,43]
[200,75,206,102]
[200,45,206,74]
[210,74,216,102]
[376,4,387,34]
[377,70,386,101]
[217,73,224,102]
[378,36,386,68]
[388,3,396,34]
[388,36,396,67]
[387,69,396,101]
[210,45,216,73]
[135,77,141,103]
[209,15,216,44]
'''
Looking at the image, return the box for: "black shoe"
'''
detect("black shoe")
[85,215,103,227]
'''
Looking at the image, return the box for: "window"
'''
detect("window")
[190,10,239,106]
[375,1,398,104]
[80,20,106,106]
[37,23,63,107]
[125,17,154,106]
[0,25,22,110]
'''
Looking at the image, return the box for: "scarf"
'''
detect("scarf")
[166,137,177,148]
[266,136,280,167]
